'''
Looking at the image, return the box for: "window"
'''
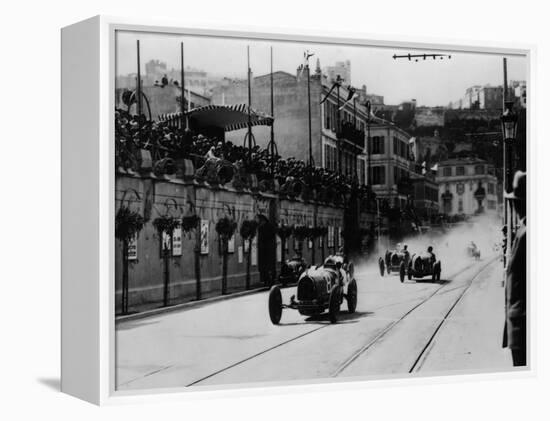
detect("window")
[358,159,366,184]
[324,144,337,171]
[372,166,385,185]
[443,167,452,177]
[371,136,385,154]
[475,165,485,175]
[456,166,465,176]
[458,198,463,213]
[393,136,399,155]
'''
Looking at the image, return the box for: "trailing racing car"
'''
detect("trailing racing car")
[406,247,442,282]
[378,243,411,282]
[466,242,481,260]
[268,254,357,324]
[278,256,308,286]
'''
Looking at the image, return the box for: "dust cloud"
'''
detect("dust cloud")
[354,214,503,276]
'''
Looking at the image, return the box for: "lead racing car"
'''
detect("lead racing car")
[406,247,442,282]
[378,243,411,282]
[268,254,358,324]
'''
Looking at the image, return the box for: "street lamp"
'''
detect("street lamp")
[501,100,518,143]
[500,100,518,279]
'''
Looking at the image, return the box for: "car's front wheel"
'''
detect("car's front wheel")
[268,285,283,324]
[378,258,385,277]
[329,285,341,323]
[346,279,357,314]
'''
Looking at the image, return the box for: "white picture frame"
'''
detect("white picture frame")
[61,15,534,405]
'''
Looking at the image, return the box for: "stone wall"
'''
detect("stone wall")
[115,173,345,313]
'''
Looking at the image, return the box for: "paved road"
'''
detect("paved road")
[116,252,510,391]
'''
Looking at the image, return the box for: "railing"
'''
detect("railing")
[339,122,365,149]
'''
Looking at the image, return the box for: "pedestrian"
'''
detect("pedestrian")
[502,171,527,367]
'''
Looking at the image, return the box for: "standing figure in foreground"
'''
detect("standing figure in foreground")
[503,171,527,366]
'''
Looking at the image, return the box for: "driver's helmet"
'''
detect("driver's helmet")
[402,244,408,251]
[396,242,402,250]
[427,246,433,253]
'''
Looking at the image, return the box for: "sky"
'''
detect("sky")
[116,30,527,107]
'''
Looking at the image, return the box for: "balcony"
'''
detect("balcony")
[339,121,365,149]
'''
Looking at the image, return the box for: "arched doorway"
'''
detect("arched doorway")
[257,214,276,286]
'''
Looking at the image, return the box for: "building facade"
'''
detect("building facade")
[210,69,370,184]
[436,158,499,216]
[367,122,416,209]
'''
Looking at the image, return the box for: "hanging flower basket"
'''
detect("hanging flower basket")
[181,215,200,233]
[240,219,258,240]
[152,215,181,235]
[311,226,328,239]
[215,217,237,239]
[293,225,311,241]
[115,206,144,242]
[276,224,293,240]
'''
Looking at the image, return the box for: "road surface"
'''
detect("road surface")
[115,253,511,391]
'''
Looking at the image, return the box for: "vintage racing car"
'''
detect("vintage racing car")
[406,251,442,282]
[378,244,411,282]
[466,242,481,260]
[268,254,357,324]
[278,256,308,286]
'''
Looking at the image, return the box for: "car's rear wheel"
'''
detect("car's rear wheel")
[433,262,441,282]
[268,285,283,324]
[378,258,385,277]
[347,279,357,314]
[399,262,406,283]
[329,285,341,323]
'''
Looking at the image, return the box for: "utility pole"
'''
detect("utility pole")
[307,52,313,167]
[136,40,142,118]
[336,75,342,174]
[180,42,186,130]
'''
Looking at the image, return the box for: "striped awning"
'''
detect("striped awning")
[185,104,273,132]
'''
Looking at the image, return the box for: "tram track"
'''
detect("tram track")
[186,257,497,386]
[332,256,498,377]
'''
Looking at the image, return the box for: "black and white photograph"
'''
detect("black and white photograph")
[113,29,528,392]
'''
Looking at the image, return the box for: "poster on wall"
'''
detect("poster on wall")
[227,234,235,253]
[337,227,342,248]
[328,226,334,248]
[276,237,282,262]
[200,220,209,254]
[172,226,183,256]
[251,237,258,266]
[161,231,172,255]
[237,246,243,264]
[127,233,138,260]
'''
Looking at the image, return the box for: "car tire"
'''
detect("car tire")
[347,279,357,314]
[378,258,385,277]
[399,262,406,283]
[329,285,341,324]
[268,285,283,325]
[433,261,442,282]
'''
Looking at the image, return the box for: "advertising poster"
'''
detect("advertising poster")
[200,220,209,254]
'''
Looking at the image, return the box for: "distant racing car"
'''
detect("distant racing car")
[378,243,411,282]
[278,256,308,286]
[407,249,442,282]
[466,242,481,260]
